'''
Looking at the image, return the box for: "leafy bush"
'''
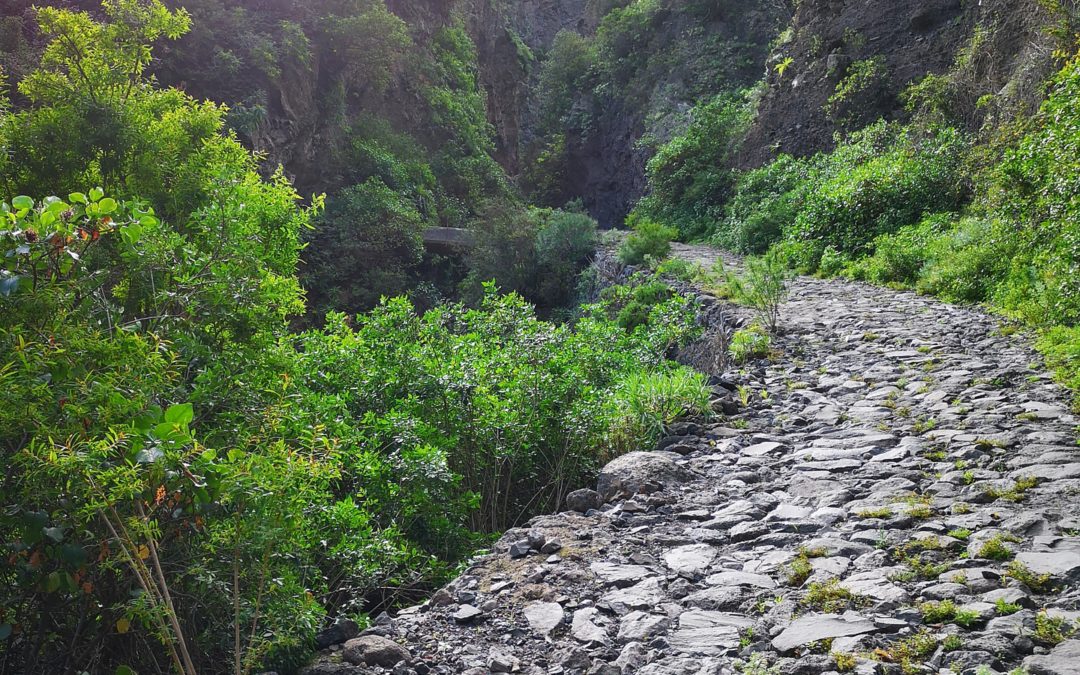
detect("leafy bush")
[465,206,598,312]
[992,53,1080,326]
[717,154,813,254]
[730,325,772,364]
[1037,326,1080,403]
[842,213,950,285]
[618,217,678,265]
[613,280,676,331]
[303,178,427,316]
[533,208,600,307]
[826,57,890,128]
[633,93,752,240]
[600,369,713,456]
[916,217,1011,303]
[789,122,970,257]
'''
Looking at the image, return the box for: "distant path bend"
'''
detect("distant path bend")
[306,242,1080,675]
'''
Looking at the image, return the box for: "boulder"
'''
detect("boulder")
[342,635,410,668]
[314,618,359,649]
[597,452,694,502]
[566,488,602,513]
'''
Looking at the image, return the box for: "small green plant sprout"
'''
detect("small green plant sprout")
[862,331,880,341]
[942,634,964,651]
[857,507,893,519]
[953,607,982,627]
[802,579,861,613]
[832,651,858,672]
[897,493,934,519]
[913,417,938,434]
[737,384,753,407]
[984,476,1040,503]
[1005,561,1054,593]
[920,600,958,624]
[725,249,791,333]
[1034,611,1078,645]
[974,437,1006,450]
[775,56,795,78]
[977,534,1018,561]
[874,630,937,672]
[947,528,972,541]
[994,598,1022,615]
[738,652,780,675]
[786,551,814,586]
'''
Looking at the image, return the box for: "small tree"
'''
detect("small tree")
[725,249,791,333]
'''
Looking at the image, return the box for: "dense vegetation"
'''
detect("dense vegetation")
[0,2,712,672]
[634,18,1080,406]
[525,0,784,219]
[2,0,1080,672]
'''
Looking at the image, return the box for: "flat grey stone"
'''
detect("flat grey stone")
[590,562,653,587]
[663,544,717,577]
[772,613,876,653]
[617,611,670,643]
[571,607,609,645]
[669,610,752,655]
[604,578,665,615]
[704,571,776,589]
[523,601,564,634]
[1014,550,1080,581]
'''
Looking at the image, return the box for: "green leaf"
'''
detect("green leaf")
[69,192,88,204]
[44,571,62,593]
[115,666,136,675]
[89,187,104,202]
[98,198,118,215]
[11,196,33,211]
[164,403,194,426]
[120,223,142,245]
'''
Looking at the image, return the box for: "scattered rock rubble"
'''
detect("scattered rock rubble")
[301,244,1080,675]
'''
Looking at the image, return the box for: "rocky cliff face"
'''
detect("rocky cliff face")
[740,0,1059,167]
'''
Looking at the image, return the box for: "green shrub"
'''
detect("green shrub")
[789,122,970,256]
[618,217,678,265]
[1037,326,1080,405]
[633,93,752,241]
[916,217,1011,303]
[615,280,675,331]
[730,324,771,364]
[600,369,712,456]
[724,250,791,332]
[533,208,599,307]
[992,54,1080,327]
[843,213,949,285]
[303,178,427,316]
[718,154,813,254]
[826,57,890,128]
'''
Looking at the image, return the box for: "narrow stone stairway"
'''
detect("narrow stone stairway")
[303,244,1080,675]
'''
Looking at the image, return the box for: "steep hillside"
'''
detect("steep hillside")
[741,0,1062,167]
